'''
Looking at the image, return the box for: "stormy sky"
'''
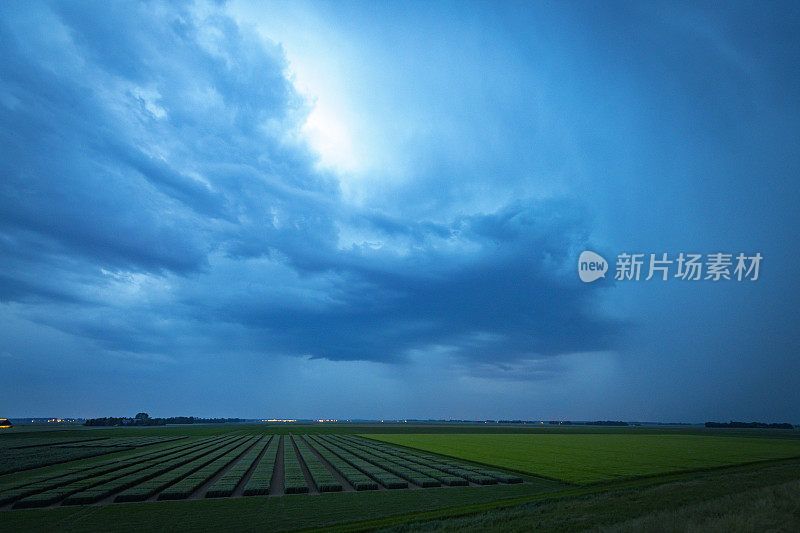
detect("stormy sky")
[1,1,798,422]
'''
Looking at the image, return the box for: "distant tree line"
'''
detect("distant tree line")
[705,421,795,429]
[83,413,244,427]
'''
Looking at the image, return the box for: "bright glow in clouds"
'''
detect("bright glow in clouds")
[301,103,357,173]
[228,1,363,178]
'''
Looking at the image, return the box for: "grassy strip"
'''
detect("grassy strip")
[590,479,800,532]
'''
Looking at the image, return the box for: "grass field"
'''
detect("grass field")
[370,463,800,533]
[1,424,799,531]
[366,433,800,484]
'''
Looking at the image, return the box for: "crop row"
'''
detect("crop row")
[408,441,522,483]
[283,438,308,494]
[22,434,245,507]
[292,436,341,492]
[327,436,461,486]
[340,435,522,484]
[321,436,440,487]
[110,435,252,503]
[156,436,259,500]
[1,432,524,508]
[10,435,246,508]
[304,436,378,491]
[311,436,407,489]
[0,434,225,495]
[0,435,232,507]
[0,446,132,477]
[336,435,495,484]
[1,434,229,492]
[330,436,468,486]
[433,457,522,483]
[58,436,185,448]
[206,435,272,498]
[242,436,280,496]
[3,437,107,450]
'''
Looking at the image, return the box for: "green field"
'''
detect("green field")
[1,424,799,531]
[366,433,800,484]
[0,431,538,511]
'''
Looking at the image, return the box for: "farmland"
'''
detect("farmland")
[0,431,539,511]
[367,433,800,484]
[1,424,799,531]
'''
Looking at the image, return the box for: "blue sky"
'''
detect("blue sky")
[1,1,798,422]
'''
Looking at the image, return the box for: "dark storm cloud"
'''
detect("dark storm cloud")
[0,1,616,371]
[212,199,618,364]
